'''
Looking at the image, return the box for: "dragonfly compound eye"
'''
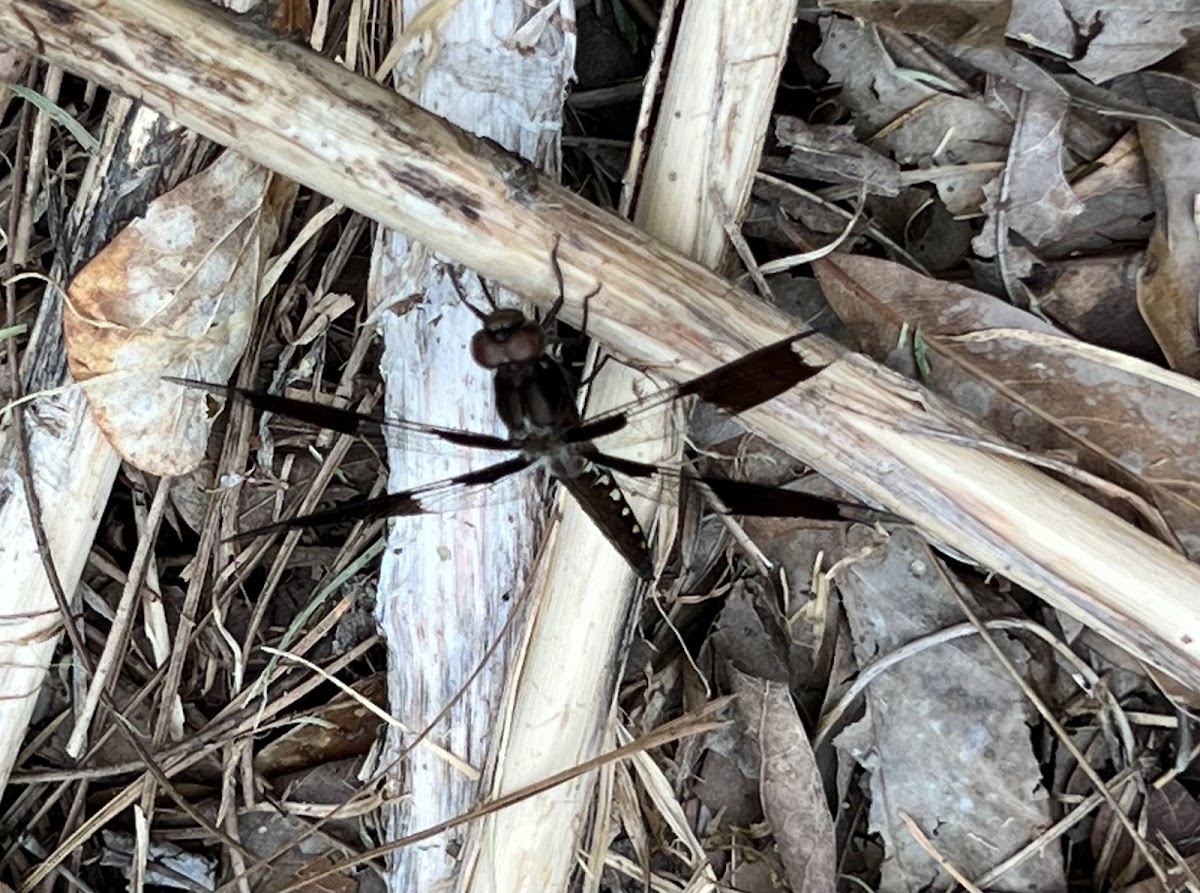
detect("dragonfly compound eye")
[472,317,546,368]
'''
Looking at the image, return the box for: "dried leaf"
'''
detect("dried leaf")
[813,18,1011,214]
[99,831,215,890]
[1029,253,1158,359]
[1136,122,1200,375]
[1148,780,1200,855]
[864,187,974,272]
[819,0,1011,46]
[833,527,1064,891]
[813,250,1200,559]
[693,748,762,829]
[1120,855,1200,893]
[1052,129,1151,257]
[238,811,358,893]
[973,89,1084,261]
[254,674,387,776]
[772,117,900,195]
[1060,3,1200,83]
[710,585,790,683]
[731,668,836,893]
[65,150,292,475]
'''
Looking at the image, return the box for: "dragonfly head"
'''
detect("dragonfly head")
[472,309,547,369]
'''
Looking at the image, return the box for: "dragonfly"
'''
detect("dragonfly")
[169,278,854,580]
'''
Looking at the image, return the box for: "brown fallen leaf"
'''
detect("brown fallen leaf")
[1059,4,1200,83]
[1136,121,1200,376]
[819,0,1010,46]
[255,673,387,776]
[771,117,900,195]
[813,250,1200,560]
[64,150,294,475]
[812,18,1011,215]
[833,526,1064,892]
[972,88,1084,277]
[1119,855,1200,893]
[730,667,836,893]
[1052,129,1151,258]
[1147,780,1200,858]
[238,810,360,893]
[1028,253,1158,360]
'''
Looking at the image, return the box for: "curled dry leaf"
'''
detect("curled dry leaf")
[772,117,900,196]
[1105,781,1200,891]
[99,830,215,890]
[1048,129,1151,258]
[824,0,1192,85]
[833,527,1064,891]
[730,667,836,893]
[253,673,387,776]
[973,89,1084,270]
[1136,122,1200,376]
[819,0,1010,46]
[970,84,1149,278]
[813,251,1200,560]
[812,18,1012,215]
[1057,3,1200,83]
[65,151,292,475]
[1029,253,1155,359]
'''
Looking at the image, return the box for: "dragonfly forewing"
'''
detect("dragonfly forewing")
[564,330,824,444]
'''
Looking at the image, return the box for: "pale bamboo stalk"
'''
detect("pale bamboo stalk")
[4,1,1200,690]
[459,4,799,891]
[370,2,573,891]
[0,405,118,781]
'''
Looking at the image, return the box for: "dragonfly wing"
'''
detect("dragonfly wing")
[693,476,847,519]
[227,455,534,541]
[674,330,824,414]
[164,378,516,452]
[565,330,824,444]
[587,450,852,520]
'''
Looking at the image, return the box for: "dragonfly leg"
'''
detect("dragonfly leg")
[545,233,567,326]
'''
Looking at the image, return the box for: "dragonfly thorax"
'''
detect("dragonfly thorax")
[493,355,581,446]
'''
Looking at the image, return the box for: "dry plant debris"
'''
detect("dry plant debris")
[2,1,1200,893]
[64,150,291,475]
